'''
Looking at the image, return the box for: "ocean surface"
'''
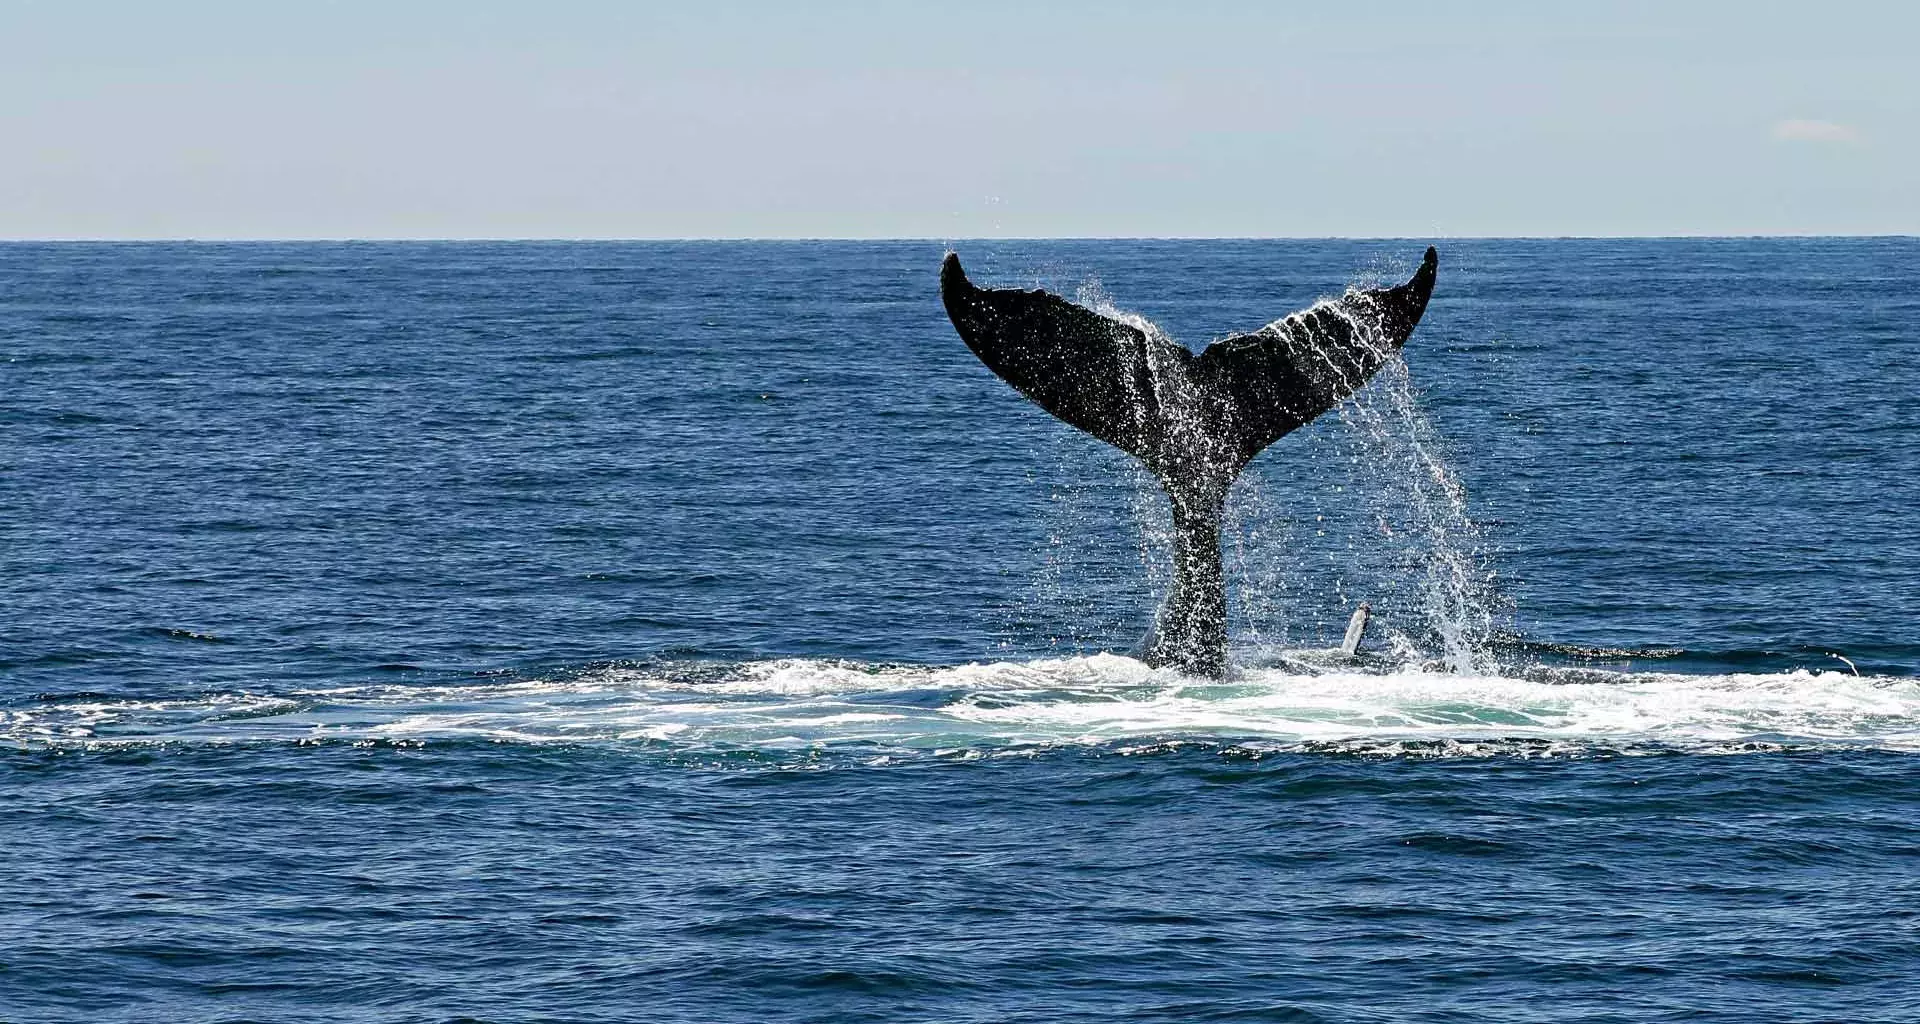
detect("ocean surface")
[3,238,1917,1022]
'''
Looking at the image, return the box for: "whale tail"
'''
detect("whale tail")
[940,248,1438,676]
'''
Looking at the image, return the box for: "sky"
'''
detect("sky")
[3,1,1915,239]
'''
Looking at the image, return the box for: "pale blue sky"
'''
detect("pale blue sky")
[4,1,1914,238]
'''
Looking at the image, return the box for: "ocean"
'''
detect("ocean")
[3,238,1917,1022]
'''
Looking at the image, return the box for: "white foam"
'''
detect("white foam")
[942,664,1920,750]
[9,656,1920,756]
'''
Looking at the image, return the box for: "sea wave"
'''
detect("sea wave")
[7,654,1920,758]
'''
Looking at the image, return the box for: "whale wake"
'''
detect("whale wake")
[11,655,1919,759]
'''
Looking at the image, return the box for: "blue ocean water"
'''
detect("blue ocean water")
[3,239,1917,1022]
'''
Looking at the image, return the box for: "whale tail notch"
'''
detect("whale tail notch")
[939,248,1436,477]
[939,248,1439,677]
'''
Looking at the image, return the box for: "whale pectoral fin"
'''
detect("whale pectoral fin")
[1198,247,1438,465]
[940,253,1190,462]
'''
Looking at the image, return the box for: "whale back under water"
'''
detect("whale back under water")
[940,248,1438,677]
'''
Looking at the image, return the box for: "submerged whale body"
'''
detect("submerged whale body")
[941,247,1438,678]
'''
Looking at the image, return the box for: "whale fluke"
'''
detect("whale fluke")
[941,248,1438,677]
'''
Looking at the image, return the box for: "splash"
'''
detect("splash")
[1020,279,1184,656]
[1032,268,1500,672]
[1331,334,1500,673]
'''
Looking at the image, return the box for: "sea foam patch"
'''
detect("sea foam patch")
[4,656,1918,756]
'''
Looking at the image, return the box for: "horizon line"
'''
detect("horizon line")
[2,233,1917,244]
